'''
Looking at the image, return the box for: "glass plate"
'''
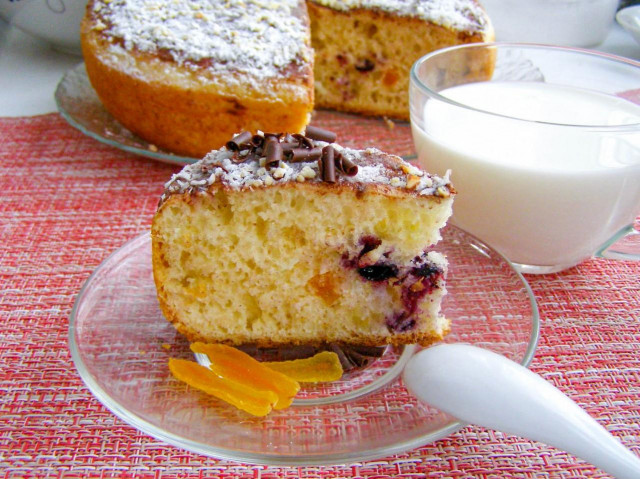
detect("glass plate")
[69,226,539,465]
[54,63,416,166]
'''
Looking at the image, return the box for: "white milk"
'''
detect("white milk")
[412,81,640,268]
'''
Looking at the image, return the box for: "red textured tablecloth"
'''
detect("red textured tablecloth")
[1,113,639,478]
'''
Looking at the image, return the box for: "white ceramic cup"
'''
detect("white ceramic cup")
[0,0,87,55]
[617,5,640,46]
[480,0,619,47]
[410,43,640,274]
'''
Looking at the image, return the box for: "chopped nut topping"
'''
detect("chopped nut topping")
[436,186,450,197]
[401,164,423,177]
[406,174,421,190]
[300,166,316,179]
[272,167,286,179]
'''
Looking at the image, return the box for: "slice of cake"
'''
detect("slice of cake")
[307,0,494,119]
[151,127,454,347]
[81,0,314,158]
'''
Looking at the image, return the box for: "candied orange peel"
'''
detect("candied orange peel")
[168,358,277,416]
[190,342,300,410]
[169,344,346,416]
[264,351,344,382]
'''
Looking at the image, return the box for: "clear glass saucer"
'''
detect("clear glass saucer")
[68,226,539,465]
[54,63,197,166]
[54,63,416,166]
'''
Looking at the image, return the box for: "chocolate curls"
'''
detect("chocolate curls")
[226,131,252,151]
[334,151,358,177]
[305,125,337,143]
[318,146,359,182]
[292,133,314,149]
[263,136,283,169]
[223,126,358,181]
[250,134,265,148]
[329,343,386,370]
[319,146,336,183]
[289,147,322,162]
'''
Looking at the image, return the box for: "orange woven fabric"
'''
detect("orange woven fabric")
[0,113,638,478]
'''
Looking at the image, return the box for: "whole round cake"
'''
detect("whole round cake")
[151,127,455,347]
[81,0,315,158]
[81,0,493,156]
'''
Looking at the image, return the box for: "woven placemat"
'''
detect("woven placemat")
[0,113,638,478]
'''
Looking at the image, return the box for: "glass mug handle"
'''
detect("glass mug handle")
[595,224,640,261]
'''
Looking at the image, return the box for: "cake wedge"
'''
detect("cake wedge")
[151,128,454,347]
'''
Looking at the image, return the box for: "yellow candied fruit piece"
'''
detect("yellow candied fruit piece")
[264,351,344,383]
[306,271,342,306]
[168,358,277,417]
[191,342,300,410]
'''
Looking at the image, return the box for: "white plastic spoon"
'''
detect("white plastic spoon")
[402,343,640,479]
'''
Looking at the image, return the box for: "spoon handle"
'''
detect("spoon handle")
[403,344,640,479]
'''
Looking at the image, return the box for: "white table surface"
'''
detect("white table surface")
[1,16,639,118]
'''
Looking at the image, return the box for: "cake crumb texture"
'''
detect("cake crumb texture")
[308,0,493,119]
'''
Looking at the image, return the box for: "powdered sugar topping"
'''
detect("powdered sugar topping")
[310,0,490,32]
[92,0,312,79]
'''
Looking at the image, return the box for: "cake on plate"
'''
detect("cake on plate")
[81,0,314,158]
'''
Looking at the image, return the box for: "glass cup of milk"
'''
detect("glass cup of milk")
[410,43,640,274]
